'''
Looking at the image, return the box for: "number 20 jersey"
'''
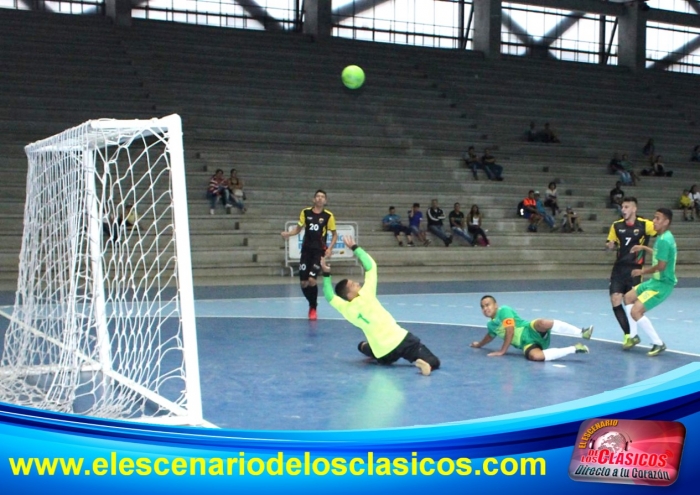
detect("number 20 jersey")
[298,208,336,251]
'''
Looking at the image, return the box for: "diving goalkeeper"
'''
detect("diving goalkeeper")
[320,235,441,376]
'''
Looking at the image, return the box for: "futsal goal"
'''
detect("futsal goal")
[0,114,204,426]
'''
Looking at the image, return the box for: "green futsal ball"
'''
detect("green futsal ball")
[342,65,365,89]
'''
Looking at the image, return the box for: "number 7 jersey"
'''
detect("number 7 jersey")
[607,217,656,267]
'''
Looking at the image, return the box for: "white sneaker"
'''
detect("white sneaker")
[209,208,215,215]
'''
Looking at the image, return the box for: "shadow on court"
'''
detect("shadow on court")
[196,317,696,430]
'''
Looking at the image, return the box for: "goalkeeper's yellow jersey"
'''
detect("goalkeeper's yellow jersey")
[323,247,407,358]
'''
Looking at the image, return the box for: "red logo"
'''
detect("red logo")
[569,418,685,486]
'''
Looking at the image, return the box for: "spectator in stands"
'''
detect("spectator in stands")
[467,204,490,246]
[119,203,140,231]
[102,210,118,242]
[481,148,504,181]
[562,206,583,233]
[226,168,247,213]
[610,181,625,215]
[463,146,481,180]
[427,199,453,247]
[534,191,557,231]
[207,168,232,215]
[680,189,695,221]
[103,203,140,243]
[642,138,655,161]
[690,184,700,217]
[544,181,560,216]
[609,152,632,185]
[448,203,475,246]
[642,155,672,177]
[620,153,640,186]
[691,145,700,162]
[541,123,560,143]
[522,190,542,232]
[408,203,431,246]
[526,121,539,142]
[382,206,414,246]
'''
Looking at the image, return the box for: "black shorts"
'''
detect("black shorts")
[389,225,411,236]
[609,265,641,295]
[299,248,324,281]
[359,332,441,370]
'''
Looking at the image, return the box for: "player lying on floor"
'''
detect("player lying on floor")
[471,295,593,362]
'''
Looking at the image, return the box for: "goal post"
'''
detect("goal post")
[0,114,204,426]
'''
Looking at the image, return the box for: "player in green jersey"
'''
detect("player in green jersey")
[623,208,677,357]
[320,236,440,376]
[471,295,593,361]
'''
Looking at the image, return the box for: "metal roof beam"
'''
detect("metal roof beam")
[649,34,700,70]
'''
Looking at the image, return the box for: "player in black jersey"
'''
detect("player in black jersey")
[281,190,337,320]
[605,197,656,350]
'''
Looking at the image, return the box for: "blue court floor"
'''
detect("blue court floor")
[1,279,699,430]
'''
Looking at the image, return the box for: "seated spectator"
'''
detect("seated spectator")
[226,168,247,213]
[103,204,140,243]
[691,145,700,162]
[427,199,453,247]
[207,168,231,215]
[467,204,490,246]
[620,153,640,186]
[526,121,538,142]
[102,211,118,242]
[119,203,140,231]
[544,181,560,216]
[609,152,632,185]
[463,146,481,180]
[534,192,556,231]
[521,190,542,232]
[448,203,475,246]
[642,138,655,160]
[690,184,700,217]
[408,203,431,246]
[680,189,695,221]
[561,206,583,233]
[642,155,672,177]
[610,181,625,215]
[481,148,504,181]
[540,123,560,143]
[382,206,414,246]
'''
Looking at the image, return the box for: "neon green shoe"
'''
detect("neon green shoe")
[574,343,589,354]
[622,335,641,351]
[647,343,667,357]
[581,326,594,340]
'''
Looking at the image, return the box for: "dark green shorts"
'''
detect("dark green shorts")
[521,322,551,355]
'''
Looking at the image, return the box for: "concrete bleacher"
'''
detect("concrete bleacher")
[0,9,698,289]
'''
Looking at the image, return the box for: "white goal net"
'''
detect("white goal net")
[0,114,203,426]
